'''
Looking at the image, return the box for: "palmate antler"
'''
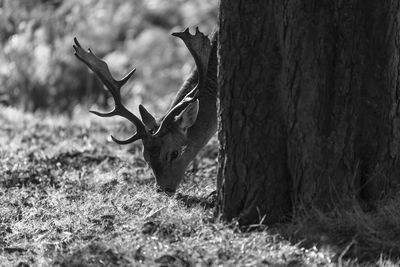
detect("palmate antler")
[153,27,212,137]
[73,28,212,144]
[73,38,148,144]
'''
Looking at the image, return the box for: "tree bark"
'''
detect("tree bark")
[217,0,400,224]
[217,0,292,224]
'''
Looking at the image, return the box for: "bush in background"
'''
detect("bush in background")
[0,0,217,115]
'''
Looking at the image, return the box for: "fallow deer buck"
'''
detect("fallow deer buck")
[73,28,217,193]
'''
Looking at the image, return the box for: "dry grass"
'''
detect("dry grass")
[0,106,399,266]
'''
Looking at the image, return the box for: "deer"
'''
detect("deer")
[73,28,217,194]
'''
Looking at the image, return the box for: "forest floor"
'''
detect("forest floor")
[0,106,399,267]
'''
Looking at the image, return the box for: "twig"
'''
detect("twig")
[338,238,356,267]
[144,206,166,220]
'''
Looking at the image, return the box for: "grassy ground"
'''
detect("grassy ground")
[0,106,399,266]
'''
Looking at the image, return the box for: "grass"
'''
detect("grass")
[0,106,399,266]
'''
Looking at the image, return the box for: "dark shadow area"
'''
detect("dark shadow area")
[54,243,130,267]
[275,206,400,264]
[49,151,122,170]
[0,151,123,189]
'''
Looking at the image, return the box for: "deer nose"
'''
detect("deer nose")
[165,188,176,194]
[156,186,176,195]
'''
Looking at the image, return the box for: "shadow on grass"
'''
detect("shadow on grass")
[277,203,400,264]
[0,150,126,189]
[50,151,123,170]
[55,243,130,267]
[55,242,195,267]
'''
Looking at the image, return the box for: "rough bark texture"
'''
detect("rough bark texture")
[217,0,291,224]
[217,0,400,224]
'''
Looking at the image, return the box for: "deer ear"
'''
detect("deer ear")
[174,100,199,133]
[139,104,157,131]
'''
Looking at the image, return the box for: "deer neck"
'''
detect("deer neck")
[185,81,218,159]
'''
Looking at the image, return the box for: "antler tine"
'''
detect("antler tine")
[111,134,141,145]
[153,28,212,137]
[73,37,147,144]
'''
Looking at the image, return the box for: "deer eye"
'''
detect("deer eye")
[170,150,179,161]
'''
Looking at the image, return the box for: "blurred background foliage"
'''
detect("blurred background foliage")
[0,0,218,116]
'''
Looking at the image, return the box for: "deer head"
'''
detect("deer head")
[73,28,216,193]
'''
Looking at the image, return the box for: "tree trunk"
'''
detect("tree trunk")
[217,0,400,225]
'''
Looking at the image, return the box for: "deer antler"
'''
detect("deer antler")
[73,38,147,144]
[154,28,212,136]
